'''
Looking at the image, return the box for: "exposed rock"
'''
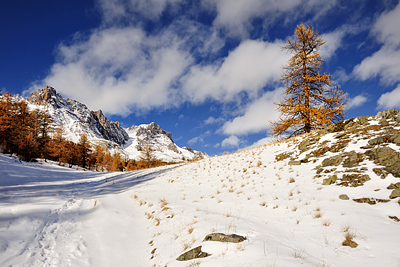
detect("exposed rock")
[389,216,400,222]
[298,136,320,152]
[176,246,211,261]
[337,174,370,187]
[391,133,400,145]
[389,189,400,199]
[275,152,293,162]
[387,182,400,189]
[203,233,246,243]
[288,160,301,166]
[353,198,390,205]
[27,85,58,105]
[368,136,391,146]
[377,109,399,120]
[91,109,129,145]
[342,151,364,168]
[327,119,354,133]
[322,155,343,167]
[342,239,358,248]
[27,86,129,146]
[339,194,349,200]
[365,147,400,177]
[323,175,337,185]
[373,168,389,179]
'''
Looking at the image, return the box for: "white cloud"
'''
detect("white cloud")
[321,24,364,59]
[377,85,400,110]
[353,2,400,84]
[372,2,400,46]
[201,0,339,38]
[182,40,288,103]
[221,88,284,135]
[353,46,400,84]
[221,135,240,148]
[98,0,183,23]
[348,94,368,109]
[333,68,351,83]
[204,116,225,125]
[187,136,203,145]
[28,27,193,115]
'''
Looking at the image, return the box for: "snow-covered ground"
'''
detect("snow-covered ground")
[1,135,400,266]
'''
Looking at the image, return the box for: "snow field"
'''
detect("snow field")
[1,133,400,267]
[130,142,400,266]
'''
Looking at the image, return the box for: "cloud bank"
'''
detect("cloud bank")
[27,0,380,144]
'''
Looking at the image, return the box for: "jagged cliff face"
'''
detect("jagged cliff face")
[27,86,129,146]
[25,86,205,162]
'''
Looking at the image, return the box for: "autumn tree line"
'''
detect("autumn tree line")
[0,92,167,171]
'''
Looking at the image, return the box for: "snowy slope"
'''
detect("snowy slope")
[1,110,400,267]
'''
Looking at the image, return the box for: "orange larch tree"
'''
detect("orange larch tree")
[271,24,348,137]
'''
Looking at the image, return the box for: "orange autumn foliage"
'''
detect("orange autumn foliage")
[271,24,348,137]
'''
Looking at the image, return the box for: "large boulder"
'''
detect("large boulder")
[365,147,400,177]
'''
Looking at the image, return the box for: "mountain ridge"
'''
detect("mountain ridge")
[24,86,205,162]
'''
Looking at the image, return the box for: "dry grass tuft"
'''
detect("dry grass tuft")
[182,241,191,251]
[313,211,322,219]
[188,226,194,234]
[187,260,201,267]
[292,248,305,259]
[322,219,331,227]
[316,258,330,267]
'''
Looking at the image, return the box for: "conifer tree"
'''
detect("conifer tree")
[110,153,124,171]
[272,24,348,137]
[0,93,13,151]
[78,134,91,168]
[102,152,113,172]
[140,141,155,166]
[47,127,65,163]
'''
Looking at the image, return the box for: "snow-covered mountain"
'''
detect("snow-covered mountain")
[124,122,204,162]
[24,86,204,162]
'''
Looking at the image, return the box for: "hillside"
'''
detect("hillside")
[0,110,399,266]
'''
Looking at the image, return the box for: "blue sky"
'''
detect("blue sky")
[1,0,400,156]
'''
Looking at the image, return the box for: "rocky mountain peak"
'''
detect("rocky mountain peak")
[92,110,108,127]
[23,86,204,162]
[27,85,58,105]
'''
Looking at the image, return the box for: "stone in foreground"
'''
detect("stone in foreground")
[176,246,211,261]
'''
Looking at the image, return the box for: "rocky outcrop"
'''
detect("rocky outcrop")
[27,86,129,146]
[27,85,58,105]
[282,109,400,203]
[90,109,129,145]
